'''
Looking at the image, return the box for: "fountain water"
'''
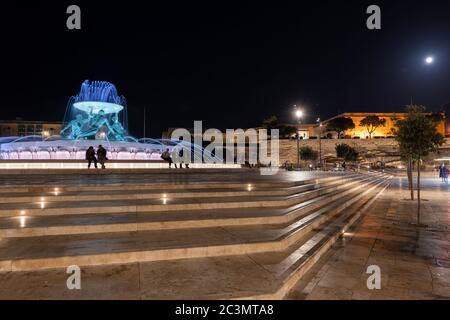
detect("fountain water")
[62,80,128,141]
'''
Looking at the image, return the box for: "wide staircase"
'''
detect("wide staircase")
[0,171,392,299]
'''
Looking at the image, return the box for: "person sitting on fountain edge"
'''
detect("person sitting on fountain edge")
[161,148,174,168]
[86,146,98,169]
[97,145,108,169]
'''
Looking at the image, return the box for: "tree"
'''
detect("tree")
[278,124,298,139]
[335,143,359,161]
[359,115,386,138]
[299,146,318,161]
[390,116,414,200]
[391,105,444,225]
[326,117,355,139]
[261,116,278,130]
[260,116,297,138]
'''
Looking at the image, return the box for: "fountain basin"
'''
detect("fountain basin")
[0,139,167,160]
[73,101,124,114]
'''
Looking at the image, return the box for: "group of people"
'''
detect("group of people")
[85,146,189,169]
[439,163,449,183]
[86,145,108,169]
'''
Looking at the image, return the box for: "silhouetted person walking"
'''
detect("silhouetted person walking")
[443,165,449,184]
[97,145,107,169]
[86,146,97,169]
[439,163,445,182]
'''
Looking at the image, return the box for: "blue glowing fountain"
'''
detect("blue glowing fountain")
[0,80,221,163]
[62,80,129,141]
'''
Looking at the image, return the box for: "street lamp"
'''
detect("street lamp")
[294,105,303,168]
[317,118,323,170]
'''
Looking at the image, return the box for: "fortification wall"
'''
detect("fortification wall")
[277,138,450,164]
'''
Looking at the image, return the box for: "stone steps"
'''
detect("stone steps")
[0,175,351,203]
[0,175,341,193]
[243,181,390,300]
[0,174,376,237]
[0,175,369,217]
[0,174,390,272]
[0,176,391,299]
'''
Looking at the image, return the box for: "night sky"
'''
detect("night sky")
[2,1,450,137]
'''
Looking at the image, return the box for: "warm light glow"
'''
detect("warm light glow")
[20,216,26,228]
[247,184,252,191]
[20,210,26,215]
[295,109,303,119]
[40,202,45,209]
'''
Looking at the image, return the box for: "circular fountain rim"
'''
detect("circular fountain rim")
[73,101,124,114]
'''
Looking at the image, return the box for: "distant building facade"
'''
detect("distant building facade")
[317,112,446,139]
[0,119,64,137]
[161,112,447,142]
[444,103,450,137]
[271,112,446,140]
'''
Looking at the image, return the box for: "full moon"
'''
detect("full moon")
[425,56,434,64]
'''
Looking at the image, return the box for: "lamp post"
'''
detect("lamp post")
[317,118,322,170]
[294,106,303,168]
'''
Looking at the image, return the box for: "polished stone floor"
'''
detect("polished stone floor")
[288,177,450,299]
[2,171,443,299]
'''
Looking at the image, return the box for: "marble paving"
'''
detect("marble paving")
[288,177,450,300]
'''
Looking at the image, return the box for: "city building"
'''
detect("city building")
[0,119,64,137]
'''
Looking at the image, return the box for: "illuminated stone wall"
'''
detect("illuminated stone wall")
[278,138,450,164]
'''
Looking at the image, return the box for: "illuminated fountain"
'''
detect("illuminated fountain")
[61,80,129,141]
[0,80,221,164]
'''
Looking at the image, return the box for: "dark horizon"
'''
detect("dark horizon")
[2,1,450,137]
